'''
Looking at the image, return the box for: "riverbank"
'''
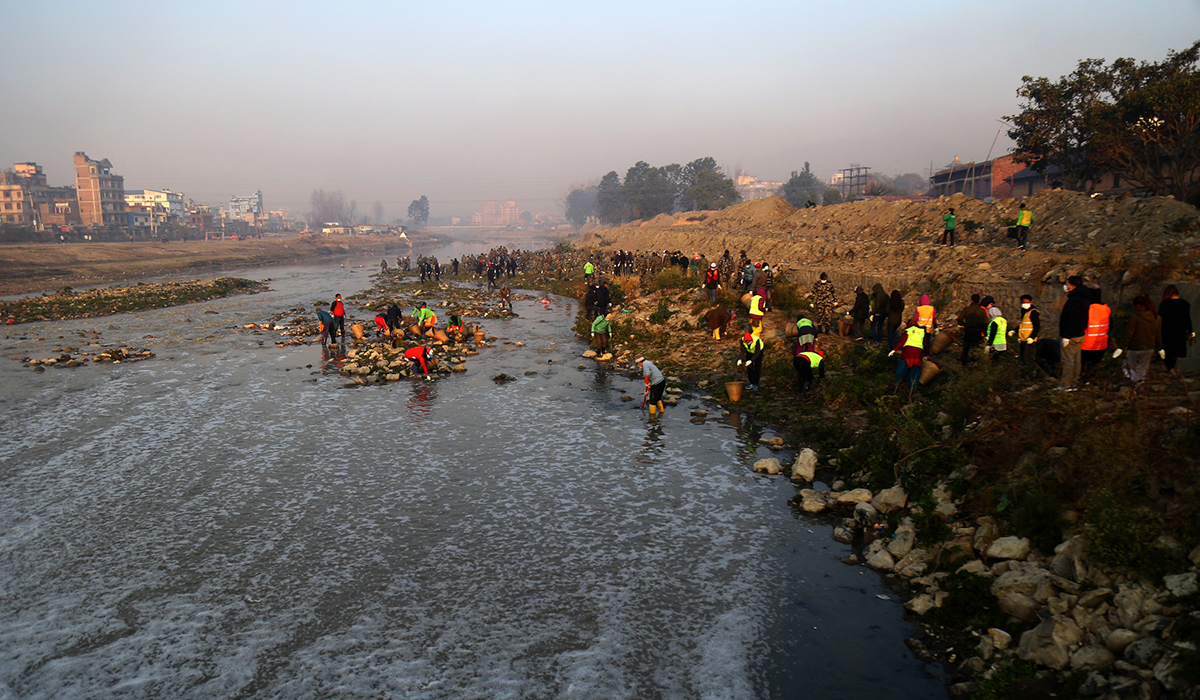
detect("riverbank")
[0,233,438,297]
[547,265,1200,698]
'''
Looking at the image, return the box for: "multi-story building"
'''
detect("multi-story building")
[735,175,784,201]
[2,162,80,228]
[74,152,126,226]
[0,171,35,226]
[472,200,521,226]
[928,154,1021,200]
[229,191,263,217]
[125,189,186,220]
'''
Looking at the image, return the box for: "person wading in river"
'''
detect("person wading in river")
[637,356,666,420]
[329,294,346,342]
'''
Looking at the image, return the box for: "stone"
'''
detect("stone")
[1153,651,1187,691]
[1123,637,1163,668]
[1106,677,1153,700]
[834,488,872,505]
[1018,616,1083,670]
[958,559,988,576]
[790,448,818,482]
[993,567,1049,621]
[1112,588,1145,629]
[871,485,907,513]
[581,350,597,358]
[752,458,783,475]
[987,628,1013,651]
[1070,645,1116,670]
[1190,544,1200,566]
[1162,572,1197,598]
[832,525,854,544]
[974,516,999,554]
[894,547,931,575]
[1078,588,1114,609]
[853,502,879,528]
[1048,536,1087,582]
[888,524,916,559]
[932,481,958,517]
[904,594,936,615]
[987,536,1032,561]
[935,411,951,426]
[689,409,708,417]
[1078,671,1110,697]
[866,547,895,572]
[1106,629,1139,654]
[956,656,987,678]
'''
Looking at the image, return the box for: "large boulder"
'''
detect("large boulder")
[1048,536,1088,582]
[1123,637,1164,668]
[1018,617,1084,670]
[894,548,932,579]
[865,542,896,572]
[992,566,1048,621]
[1112,588,1145,629]
[888,522,917,559]
[987,536,1032,561]
[871,485,907,513]
[1070,645,1116,671]
[791,448,817,482]
[834,488,873,505]
[1162,572,1197,598]
[1105,629,1139,654]
[853,502,879,528]
[796,489,829,514]
[753,458,783,475]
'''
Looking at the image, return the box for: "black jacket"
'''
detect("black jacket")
[1060,287,1091,338]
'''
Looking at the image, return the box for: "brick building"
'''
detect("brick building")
[1,162,81,228]
[472,200,521,226]
[74,152,126,226]
[928,154,1022,200]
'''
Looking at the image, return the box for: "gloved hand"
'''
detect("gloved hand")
[1026,337,1036,345]
[736,360,744,366]
[1062,338,1070,348]
[1158,349,1166,359]
[1112,348,1123,359]
[1007,330,1015,337]
[887,350,896,357]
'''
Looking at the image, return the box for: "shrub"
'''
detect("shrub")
[648,300,675,325]
[653,268,689,291]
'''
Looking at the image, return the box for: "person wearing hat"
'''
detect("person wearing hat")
[763,263,775,312]
[636,356,666,419]
[738,332,765,391]
[889,323,927,394]
[404,345,435,381]
[704,262,721,303]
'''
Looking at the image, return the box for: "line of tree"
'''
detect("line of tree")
[1006,40,1200,205]
[308,189,357,228]
[777,164,928,208]
[407,196,429,229]
[564,157,741,227]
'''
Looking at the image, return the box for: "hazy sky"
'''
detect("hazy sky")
[2,1,1197,220]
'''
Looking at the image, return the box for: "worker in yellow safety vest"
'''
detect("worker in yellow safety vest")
[1007,294,1040,364]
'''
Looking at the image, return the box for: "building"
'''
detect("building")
[735,175,784,201]
[1,162,81,228]
[229,191,263,217]
[472,200,521,227]
[125,189,186,220]
[74,152,126,226]
[189,206,215,230]
[928,153,1022,201]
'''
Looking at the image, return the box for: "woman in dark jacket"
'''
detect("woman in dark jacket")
[1115,295,1163,385]
[1160,286,1194,375]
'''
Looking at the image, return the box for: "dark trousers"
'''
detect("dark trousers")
[746,358,763,386]
[332,316,345,340]
[961,331,982,365]
[1016,226,1029,250]
[871,315,886,343]
[941,229,955,245]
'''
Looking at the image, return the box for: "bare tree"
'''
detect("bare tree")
[373,201,384,224]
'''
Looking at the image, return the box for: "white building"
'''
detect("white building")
[125,189,187,220]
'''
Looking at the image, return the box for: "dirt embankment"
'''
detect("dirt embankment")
[0,233,439,297]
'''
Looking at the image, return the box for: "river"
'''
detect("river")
[0,253,948,699]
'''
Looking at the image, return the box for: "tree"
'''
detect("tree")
[308,189,347,227]
[596,171,624,225]
[679,157,739,211]
[1006,41,1200,197]
[890,173,930,196]
[564,186,598,228]
[779,162,824,208]
[407,196,430,229]
[347,199,358,226]
[822,188,843,205]
[372,201,385,225]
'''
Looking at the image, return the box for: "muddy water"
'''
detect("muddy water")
[0,257,947,699]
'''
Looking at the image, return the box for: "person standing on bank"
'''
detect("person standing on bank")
[1009,294,1041,365]
[1112,295,1163,386]
[870,283,889,344]
[1059,276,1091,389]
[941,208,957,246]
[887,290,906,349]
[704,262,721,303]
[1160,285,1194,376]
[329,294,346,342]
[637,356,666,420]
[1080,287,1111,383]
[850,285,870,340]
[811,272,836,334]
[957,294,988,366]
[1015,202,1034,251]
[738,332,765,391]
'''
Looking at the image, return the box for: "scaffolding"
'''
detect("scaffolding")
[839,164,871,200]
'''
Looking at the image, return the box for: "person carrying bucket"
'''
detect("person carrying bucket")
[316,308,335,345]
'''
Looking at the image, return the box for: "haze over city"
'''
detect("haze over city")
[2,0,1196,221]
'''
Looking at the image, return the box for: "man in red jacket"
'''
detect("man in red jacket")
[329,294,346,342]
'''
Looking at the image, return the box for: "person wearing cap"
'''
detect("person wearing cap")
[704,262,721,303]
[636,356,666,419]
[738,332,765,391]
[850,286,870,340]
[741,261,755,293]
[811,272,836,335]
[748,289,766,336]
[405,345,435,381]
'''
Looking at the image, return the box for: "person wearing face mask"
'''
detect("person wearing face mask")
[1058,276,1091,390]
[1009,294,1040,365]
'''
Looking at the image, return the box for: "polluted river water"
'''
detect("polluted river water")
[0,255,948,699]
